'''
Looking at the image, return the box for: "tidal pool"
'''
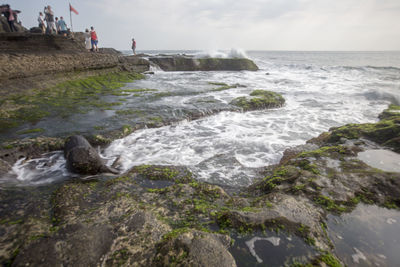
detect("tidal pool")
[327,204,400,266]
[358,149,400,173]
[229,231,317,266]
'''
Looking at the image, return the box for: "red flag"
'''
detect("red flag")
[69,4,79,15]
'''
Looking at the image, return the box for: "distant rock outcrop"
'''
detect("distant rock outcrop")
[149,55,259,71]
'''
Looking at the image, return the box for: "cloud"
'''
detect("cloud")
[9,0,400,50]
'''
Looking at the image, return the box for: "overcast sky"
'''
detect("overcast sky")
[6,0,400,51]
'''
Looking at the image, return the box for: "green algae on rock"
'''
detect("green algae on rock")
[230,90,285,111]
[0,72,144,132]
[310,105,400,152]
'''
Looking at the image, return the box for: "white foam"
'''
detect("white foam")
[245,236,281,263]
[10,152,71,185]
[352,248,367,264]
[386,218,397,225]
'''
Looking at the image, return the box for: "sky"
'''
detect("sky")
[5,0,400,51]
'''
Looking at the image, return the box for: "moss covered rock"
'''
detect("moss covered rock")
[310,105,400,152]
[155,230,236,267]
[230,90,285,111]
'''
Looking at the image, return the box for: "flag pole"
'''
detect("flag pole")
[69,3,73,32]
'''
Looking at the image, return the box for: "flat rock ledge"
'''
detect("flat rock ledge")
[149,55,259,71]
[0,32,150,94]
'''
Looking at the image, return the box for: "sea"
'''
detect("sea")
[3,50,400,187]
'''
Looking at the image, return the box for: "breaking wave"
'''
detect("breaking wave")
[194,48,248,59]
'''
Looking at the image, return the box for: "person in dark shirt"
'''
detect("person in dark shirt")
[4,5,17,32]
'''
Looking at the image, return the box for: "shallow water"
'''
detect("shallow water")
[230,231,317,266]
[3,51,400,186]
[328,204,400,266]
[358,149,400,173]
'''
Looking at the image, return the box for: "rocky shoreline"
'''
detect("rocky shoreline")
[0,105,399,266]
[1,32,400,266]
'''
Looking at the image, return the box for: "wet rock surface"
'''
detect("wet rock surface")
[149,55,259,71]
[230,89,285,111]
[64,135,118,175]
[1,105,400,266]
[0,32,150,98]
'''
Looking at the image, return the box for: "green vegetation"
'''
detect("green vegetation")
[149,116,163,123]
[379,104,400,120]
[258,165,299,192]
[298,146,349,159]
[230,90,285,111]
[133,165,180,181]
[111,249,131,266]
[209,82,245,92]
[17,128,45,135]
[0,71,144,132]
[208,82,228,86]
[162,227,190,241]
[314,195,347,213]
[327,106,400,151]
[319,252,342,267]
[122,88,157,93]
[295,159,320,175]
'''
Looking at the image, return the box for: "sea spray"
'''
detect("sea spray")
[194,48,248,59]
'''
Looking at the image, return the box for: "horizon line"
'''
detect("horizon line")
[127,49,400,53]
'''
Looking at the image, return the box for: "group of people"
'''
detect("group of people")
[2,4,137,54]
[37,5,99,52]
[84,27,99,52]
[0,4,21,32]
[38,6,68,35]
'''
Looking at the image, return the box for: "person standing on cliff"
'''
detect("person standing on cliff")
[131,38,136,55]
[55,17,60,34]
[58,17,68,36]
[44,5,55,34]
[38,12,45,33]
[84,29,91,51]
[4,5,17,32]
[90,26,98,52]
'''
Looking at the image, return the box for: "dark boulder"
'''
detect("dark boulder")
[64,135,118,175]
[148,56,259,71]
[29,27,42,33]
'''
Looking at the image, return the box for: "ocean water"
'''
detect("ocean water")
[4,50,400,186]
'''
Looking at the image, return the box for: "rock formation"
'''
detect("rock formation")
[149,55,259,71]
[230,89,285,111]
[64,135,118,175]
[1,106,400,266]
[0,15,26,33]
